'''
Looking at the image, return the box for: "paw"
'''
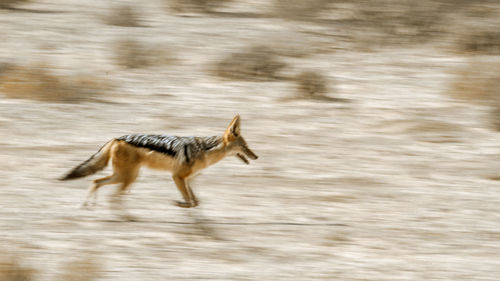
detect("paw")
[80,202,92,210]
[121,214,138,222]
[174,200,198,208]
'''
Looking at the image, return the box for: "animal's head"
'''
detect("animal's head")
[223,115,258,164]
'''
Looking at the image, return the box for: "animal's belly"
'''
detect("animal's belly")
[141,151,177,171]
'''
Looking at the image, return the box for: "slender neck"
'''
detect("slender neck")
[203,137,227,166]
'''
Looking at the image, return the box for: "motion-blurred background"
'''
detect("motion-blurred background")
[1,0,499,280]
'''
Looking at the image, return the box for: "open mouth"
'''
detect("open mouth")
[237,153,250,164]
[237,150,258,164]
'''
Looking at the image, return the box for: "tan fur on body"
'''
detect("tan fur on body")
[61,115,258,211]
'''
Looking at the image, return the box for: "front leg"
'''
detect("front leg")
[172,175,198,208]
[186,179,199,206]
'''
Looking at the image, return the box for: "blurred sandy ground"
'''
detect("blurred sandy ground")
[1,0,500,280]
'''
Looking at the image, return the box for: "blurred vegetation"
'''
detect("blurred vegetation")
[213,45,286,81]
[491,105,500,131]
[114,39,175,69]
[448,61,500,104]
[0,257,34,281]
[0,0,498,114]
[351,1,445,40]
[54,258,100,281]
[0,64,109,103]
[0,0,29,9]
[273,0,331,20]
[448,60,500,131]
[270,0,499,49]
[166,0,233,13]
[293,71,346,102]
[0,255,100,281]
[459,31,500,55]
[104,5,143,27]
[294,71,328,98]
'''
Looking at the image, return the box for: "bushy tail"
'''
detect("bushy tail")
[60,140,115,180]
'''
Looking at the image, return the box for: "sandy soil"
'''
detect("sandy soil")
[1,1,500,280]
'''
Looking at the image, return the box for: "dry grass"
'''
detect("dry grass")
[213,46,286,81]
[448,61,500,104]
[325,233,350,243]
[0,62,14,75]
[354,1,447,45]
[490,105,500,132]
[104,5,142,27]
[487,175,500,181]
[312,194,357,203]
[272,0,331,20]
[295,71,328,97]
[0,64,109,103]
[166,0,232,13]
[55,259,100,281]
[293,70,346,102]
[262,36,332,58]
[459,31,500,55]
[114,39,175,69]
[269,0,456,48]
[0,257,34,281]
[0,255,100,281]
[449,61,500,131]
[0,0,29,9]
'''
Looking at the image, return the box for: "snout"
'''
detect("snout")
[245,148,258,160]
[236,146,258,165]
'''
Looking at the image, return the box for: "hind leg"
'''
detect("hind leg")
[108,167,139,220]
[82,174,120,208]
[108,180,135,220]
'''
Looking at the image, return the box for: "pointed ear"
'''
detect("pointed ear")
[224,115,241,142]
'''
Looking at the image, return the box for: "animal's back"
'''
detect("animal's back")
[116,134,222,165]
[116,134,184,157]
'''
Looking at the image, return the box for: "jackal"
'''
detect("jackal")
[60,115,258,209]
